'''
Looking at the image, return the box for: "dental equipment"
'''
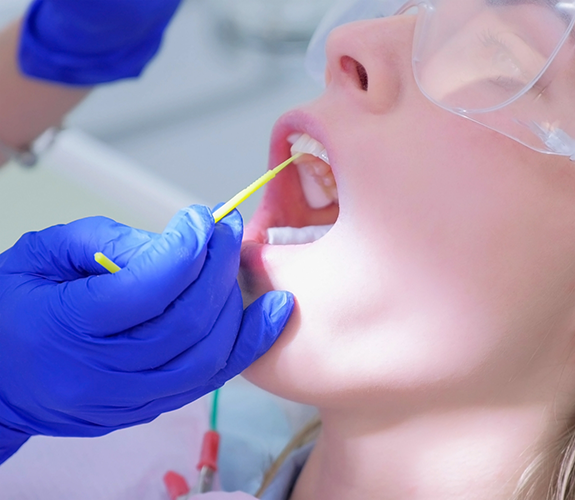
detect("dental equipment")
[163,390,221,498]
[193,389,221,494]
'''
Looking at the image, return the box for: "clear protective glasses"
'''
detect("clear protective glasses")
[306,0,575,159]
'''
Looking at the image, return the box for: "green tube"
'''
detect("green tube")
[210,389,220,431]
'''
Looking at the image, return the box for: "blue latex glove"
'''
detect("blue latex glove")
[19,0,182,84]
[0,206,294,464]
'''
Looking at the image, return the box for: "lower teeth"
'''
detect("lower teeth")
[266,225,333,245]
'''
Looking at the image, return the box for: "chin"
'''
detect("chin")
[238,108,348,404]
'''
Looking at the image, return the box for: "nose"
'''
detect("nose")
[324,15,416,113]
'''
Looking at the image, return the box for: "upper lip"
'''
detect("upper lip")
[268,109,331,170]
[243,108,336,244]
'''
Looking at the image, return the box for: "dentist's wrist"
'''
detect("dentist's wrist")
[0,127,60,168]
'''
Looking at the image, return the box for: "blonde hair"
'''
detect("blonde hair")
[255,416,321,498]
[513,416,575,500]
[257,415,575,500]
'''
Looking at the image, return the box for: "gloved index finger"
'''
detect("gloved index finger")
[0,217,154,280]
[91,209,245,372]
[57,205,218,336]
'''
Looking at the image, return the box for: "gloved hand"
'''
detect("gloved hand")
[0,206,294,464]
[19,0,183,84]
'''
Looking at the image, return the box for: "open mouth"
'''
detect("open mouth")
[259,132,340,246]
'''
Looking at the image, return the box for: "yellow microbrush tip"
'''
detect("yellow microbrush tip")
[212,153,302,223]
[94,252,121,274]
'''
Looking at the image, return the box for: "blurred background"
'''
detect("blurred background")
[0,0,334,494]
[0,0,331,250]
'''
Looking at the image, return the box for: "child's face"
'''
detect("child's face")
[240,13,575,411]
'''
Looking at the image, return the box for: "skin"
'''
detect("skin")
[0,21,89,162]
[239,10,575,500]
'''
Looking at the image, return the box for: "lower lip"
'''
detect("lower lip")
[240,237,300,278]
[240,240,265,271]
[240,240,280,299]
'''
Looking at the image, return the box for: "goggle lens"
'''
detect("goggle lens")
[306,0,575,157]
[413,0,573,111]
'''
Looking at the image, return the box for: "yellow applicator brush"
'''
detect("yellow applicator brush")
[211,152,302,223]
[94,153,303,273]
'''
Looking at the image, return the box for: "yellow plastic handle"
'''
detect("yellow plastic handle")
[94,252,121,274]
[212,153,301,223]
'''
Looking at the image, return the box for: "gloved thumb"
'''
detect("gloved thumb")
[210,291,295,387]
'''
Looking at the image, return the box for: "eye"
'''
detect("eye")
[474,30,549,93]
[479,31,524,74]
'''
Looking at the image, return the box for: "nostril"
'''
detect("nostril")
[356,62,368,91]
[340,56,368,91]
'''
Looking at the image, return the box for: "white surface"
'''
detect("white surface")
[45,129,205,230]
[217,377,316,494]
[0,0,27,28]
[0,129,199,252]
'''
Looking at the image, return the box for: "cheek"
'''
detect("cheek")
[246,111,575,407]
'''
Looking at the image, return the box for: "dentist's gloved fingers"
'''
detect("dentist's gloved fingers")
[210,290,295,387]
[33,0,181,50]
[102,290,294,425]
[20,0,183,84]
[3,288,294,433]
[130,284,243,406]
[93,211,244,371]
[104,289,294,422]
[154,289,295,398]
[41,284,245,429]
[0,217,154,280]
[56,206,217,336]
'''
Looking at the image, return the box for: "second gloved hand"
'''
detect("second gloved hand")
[0,207,294,463]
[19,0,183,84]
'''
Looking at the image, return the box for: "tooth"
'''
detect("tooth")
[312,161,331,177]
[288,133,337,209]
[290,133,330,165]
[297,163,334,209]
[267,225,333,245]
[287,133,303,145]
[320,175,335,187]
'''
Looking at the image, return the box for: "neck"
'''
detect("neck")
[290,404,554,500]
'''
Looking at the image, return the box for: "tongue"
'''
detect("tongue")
[267,225,333,245]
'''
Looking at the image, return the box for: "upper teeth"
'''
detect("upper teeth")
[289,133,330,164]
[289,133,338,209]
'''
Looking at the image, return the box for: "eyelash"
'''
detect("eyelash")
[478,30,550,98]
[478,29,512,53]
